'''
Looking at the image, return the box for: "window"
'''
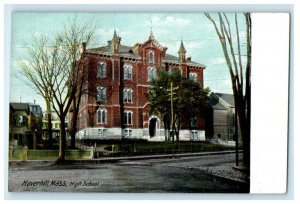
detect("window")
[191,117,197,127]
[84,130,87,137]
[97,86,107,102]
[148,67,156,81]
[189,72,197,82]
[149,51,154,63]
[123,129,132,138]
[123,88,133,103]
[98,128,107,138]
[191,130,198,141]
[97,62,106,78]
[123,111,133,125]
[97,109,107,124]
[124,64,132,80]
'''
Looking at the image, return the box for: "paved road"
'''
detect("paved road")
[8,153,249,193]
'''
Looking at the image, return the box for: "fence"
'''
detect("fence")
[93,141,236,157]
[9,147,93,161]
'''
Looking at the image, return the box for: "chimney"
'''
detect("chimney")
[34,99,36,104]
[81,42,87,54]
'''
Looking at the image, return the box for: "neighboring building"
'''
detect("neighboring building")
[76,30,207,141]
[9,102,43,149]
[209,92,241,141]
[42,111,68,145]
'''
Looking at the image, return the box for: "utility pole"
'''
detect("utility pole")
[170,81,174,143]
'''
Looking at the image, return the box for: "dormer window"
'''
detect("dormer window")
[149,51,154,63]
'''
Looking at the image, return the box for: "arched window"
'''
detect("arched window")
[123,110,133,125]
[148,67,156,81]
[97,62,106,78]
[149,51,154,63]
[97,86,107,102]
[97,109,107,124]
[123,88,133,103]
[123,64,132,80]
[189,72,198,82]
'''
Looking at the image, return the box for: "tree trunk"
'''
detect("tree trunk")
[56,113,67,163]
[70,99,78,149]
[46,100,53,149]
[236,98,250,171]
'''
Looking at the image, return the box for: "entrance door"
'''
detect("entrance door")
[149,118,157,137]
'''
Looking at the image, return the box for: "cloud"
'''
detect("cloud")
[146,15,191,27]
[210,57,226,65]
[185,41,204,49]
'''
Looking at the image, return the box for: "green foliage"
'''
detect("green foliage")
[148,70,210,137]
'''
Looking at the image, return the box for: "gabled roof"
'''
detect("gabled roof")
[209,92,235,110]
[215,93,235,107]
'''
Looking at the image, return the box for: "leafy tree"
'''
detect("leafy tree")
[204,13,251,170]
[148,70,210,142]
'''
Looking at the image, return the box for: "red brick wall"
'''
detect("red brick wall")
[77,41,205,133]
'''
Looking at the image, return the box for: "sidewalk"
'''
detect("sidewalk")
[9,150,241,165]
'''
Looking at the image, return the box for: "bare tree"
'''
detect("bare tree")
[19,17,94,163]
[47,18,94,162]
[204,13,251,170]
[18,35,56,148]
[62,17,94,149]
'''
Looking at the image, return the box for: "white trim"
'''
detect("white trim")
[148,115,161,137]
[96,108,107,124]
[147,66,156,81]
[123,88,133,103]
[97,61,106,78]
[148,50,155,63]
[123,63,133,80]
[137,84,150,88]
[123,110,133,125]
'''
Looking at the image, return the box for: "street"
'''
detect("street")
[8,153,249,193]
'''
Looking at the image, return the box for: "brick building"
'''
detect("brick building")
[76,30,206,141]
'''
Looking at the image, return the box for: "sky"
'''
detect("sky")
[10,12,247,110]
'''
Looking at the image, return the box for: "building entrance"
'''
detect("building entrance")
[149,118,157,137]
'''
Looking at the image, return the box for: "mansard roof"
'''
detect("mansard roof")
[86,34,206,68]
[88,45,139,58]
[10,103,29,111]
